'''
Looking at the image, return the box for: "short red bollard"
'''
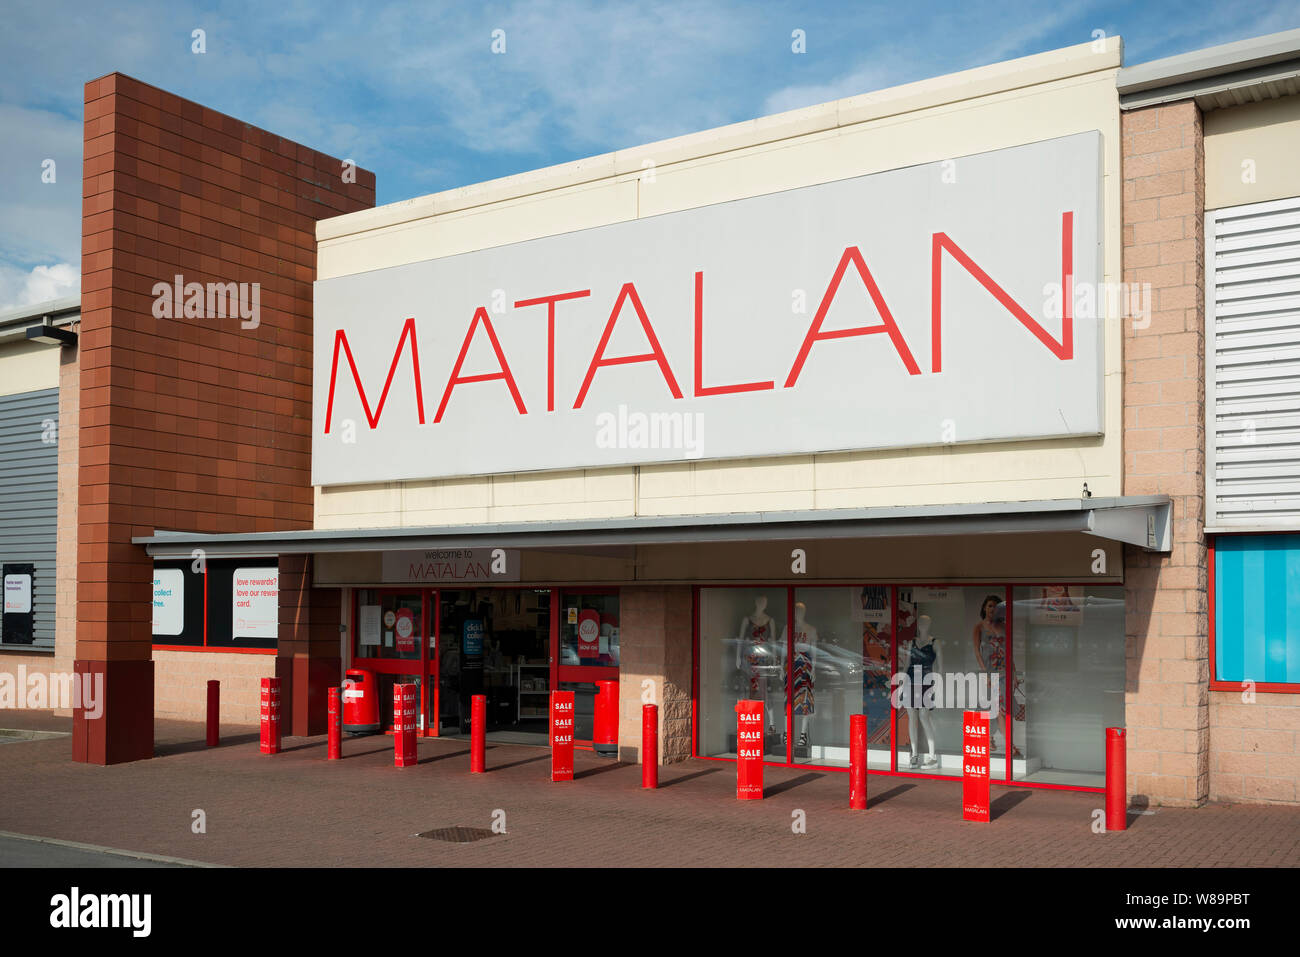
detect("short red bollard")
[642,704,658,789]
[327,686,341,760]
[962,710,991,822]
[735,699,764,800]
[206,680,219,748]
[1106,727,1127,832]
[551,690,575,782]
[394,683,417,768]
[849,714,867,809]
[258,677,280,755]
[471,694,486,773]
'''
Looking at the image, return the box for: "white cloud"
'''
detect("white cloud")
[0,262,79,313]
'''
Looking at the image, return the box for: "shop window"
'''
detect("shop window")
[151,558,278,651]
[559,592,619,667]
[1011,586,1125,787]
[698,588,787,762]
[354,590,424,662]
[1213,535,1300,691]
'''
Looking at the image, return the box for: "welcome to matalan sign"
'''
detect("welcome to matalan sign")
[313,131,1103,487]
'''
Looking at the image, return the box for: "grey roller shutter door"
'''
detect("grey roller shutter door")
[0,387,59,647]
[1206,196,1300,528]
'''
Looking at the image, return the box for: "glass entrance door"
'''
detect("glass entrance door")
[438,588,552,744]
[555,589,620,748]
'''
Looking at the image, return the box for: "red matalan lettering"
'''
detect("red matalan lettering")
[324,316,425,433]
[435,307,527,423]
[574,282,683,409]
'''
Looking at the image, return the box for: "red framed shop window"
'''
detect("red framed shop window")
[1208,534,1300,694]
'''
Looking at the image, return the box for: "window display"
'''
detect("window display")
[699,588,786,762]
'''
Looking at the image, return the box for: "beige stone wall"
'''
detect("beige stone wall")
[616,585,693,764]
[1121,100,1209,807]
[1209,692,1300,804]
[152,650,277,725]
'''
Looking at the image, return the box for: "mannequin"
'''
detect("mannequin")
[905,614,942,769]
[780,602,819,748]
[736,596,779,732]
[972,595,1020,757]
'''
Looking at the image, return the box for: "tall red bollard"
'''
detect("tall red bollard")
[849,714,868,809]
[206,680,219,748]
[471,694,486,773]
[327,686,341,760]
[258,677,280,755]
[551,690,575,782]
[394,683,417,768]
[1106,727,1127,832]
[642,704,658,789]
[735,699,764,800]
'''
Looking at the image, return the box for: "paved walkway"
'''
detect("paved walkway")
[0,711,1297,867]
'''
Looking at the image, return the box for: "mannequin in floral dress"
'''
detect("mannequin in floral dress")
[971,594,1023,757]
[781,601,819,749]
[735,595,780,733]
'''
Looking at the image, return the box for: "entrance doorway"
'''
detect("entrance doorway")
[349,585,621,749]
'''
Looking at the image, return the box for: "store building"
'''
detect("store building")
[1,30,1297,806]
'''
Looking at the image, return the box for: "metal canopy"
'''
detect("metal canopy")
[134,495,1173,557]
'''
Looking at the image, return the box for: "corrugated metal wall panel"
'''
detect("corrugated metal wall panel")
[0,387,58,647]
[1207,195,1300,527]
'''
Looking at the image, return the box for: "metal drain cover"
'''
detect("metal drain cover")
[417,826,499,843]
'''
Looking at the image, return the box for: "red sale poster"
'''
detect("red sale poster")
[394,607,415,654]
[576,609,600,657]
[259,677,281,754]
[551,690,575,781]
[735,699,764,800]
[394,683,418,768]
[962,710,991,822]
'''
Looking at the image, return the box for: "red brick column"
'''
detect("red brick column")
[75,74,374,763]
[1121,100,1208,806]
[277,554,341,737]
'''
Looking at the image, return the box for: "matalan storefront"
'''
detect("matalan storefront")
[138,37,1165,797]
[0,31,1278,807]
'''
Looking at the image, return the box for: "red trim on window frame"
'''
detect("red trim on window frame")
[1207,533,1300,694]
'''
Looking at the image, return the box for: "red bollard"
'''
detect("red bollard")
[471,694,486,773]
[259,677,281,755]
[206,680,219,748]
[1106,727,1127,831]
[642,704,658,789]
[735,699,764,800]
[849,714,867,809]
[394,683,417,768]
[327,686,341,760]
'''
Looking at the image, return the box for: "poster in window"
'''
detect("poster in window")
[152,568,185,636]
[1029,585,1083,626]
[232,568,279,640]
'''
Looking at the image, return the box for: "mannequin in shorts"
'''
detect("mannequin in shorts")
[906,615,942,769]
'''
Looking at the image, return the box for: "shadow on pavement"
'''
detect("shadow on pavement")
[657,766,723,788]
[154,732,260,757]
[868,783,916,807]
[490,754,550,772]
[575,761,629,780]
[990,789,1033,820]
[764,772,824,798]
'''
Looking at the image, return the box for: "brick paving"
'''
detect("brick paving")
[0,711,1297,868]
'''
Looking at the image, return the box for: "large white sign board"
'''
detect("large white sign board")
[314,132,1103,486]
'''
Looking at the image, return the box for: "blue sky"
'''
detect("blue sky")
[2,0,1298,310]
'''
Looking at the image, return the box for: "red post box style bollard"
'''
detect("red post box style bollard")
[327,686,342,760]
[962,710,991,822]
[1106,727,1127,832]
[259,677,281,755]
[206,680,219,748]
[471,694,486,773]
[849,714,867,809]
[642,704,658,789]
[394,683,417,768]
[594,680,619,757]
[735,699,764,800]
[551,690,575,782]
